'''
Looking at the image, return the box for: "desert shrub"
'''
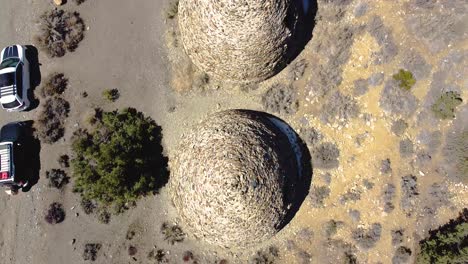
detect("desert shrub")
[324,220,344,237]
[46,169,69,189]
[81,91,88,98]
[431,91,463,119]
[128,246,138,256]
[392,246,412,264]
[301,127,322,146]
[401,175,419,215]
[83,243,101,261]
[363,179,374,189]
[182,251,196,262]
[148,248,169,262]
[97,209,111,224]
[262,83,299,115]
[443,130,468,183]
[320,91,359,125]
[71,108,168,212]
[399,139,414,157]
[352,223,382,249]
[80,198,97,215]
[381,159,392,174]
[41,73,68,97]
[45,202,65,224]
[289,59,307,81]
[391,229,404,246]
[36,9,85,57]
[379,80,418,117]
[35,97,70,144]
[312,142,340,169]
[349,209,360,222]
[393,69,416,90]
[340,189,361,204]
[166,0,179,19]
[416,208,468,264]
[251,246,279,264]
[103,88,120,102]
[309,185,330,208]
[73,0,87,5]
[353,78,369,96]
[391,119,408,136]
[382,183,396,213]
[58,154,70,168]
[161,222,185,245]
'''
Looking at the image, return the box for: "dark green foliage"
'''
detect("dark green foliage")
[45,202,65,224]
[71,108,168,212]
[103,88,120,102]
[416,208,468,264]
[46,169,69,189]
[80,198,97,215]
[161,222,186,245]
[41,73,68,97]
[431,91,463,119]
[393,69,416,90]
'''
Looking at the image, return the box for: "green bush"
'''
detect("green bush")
[103,88,120,102]
[71,108,168,212]
[416,208,468,263]
[431,91,463,119]
[393,69,416,90]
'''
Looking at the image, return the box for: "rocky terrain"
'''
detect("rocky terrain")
[0,0,465,263]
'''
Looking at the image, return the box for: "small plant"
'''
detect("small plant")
[46,169,69,189]
[45,202,65,224]
[416,208,468,263]
[262,83,299,115]
[352,223,382,249]
[35,9,85,57]
[97,209,111,224]
[252,246,279,264]
[41,73,68,97]
[103,88,120,102]
[148,248,169,262]
[324,220,343,237]
[161,222,186,245]
[80,198,97,215]
[83,243,101,261]
[312,142,340,169]
[73,0,87,5]
[393,69,416,90]
[128,246,138,256]
[58,154,70,168]
[431,91,463,119]
[166,0,179,19]
[35,97,70,144]
[81,91,88,98]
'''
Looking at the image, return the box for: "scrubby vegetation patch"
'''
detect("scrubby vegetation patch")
[393,69,416,91]
[431,91,463,119]
[36,9,85,57]
[45,202,66,224]
[46,169,69,189]
[41,73,68,97]
[35,97,70,144]
[71,108,168,212]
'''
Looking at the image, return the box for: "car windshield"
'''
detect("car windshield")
[0,72,15,87]
[0,58,19,70]
[2,100,21,109]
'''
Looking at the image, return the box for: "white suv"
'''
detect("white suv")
[0,45,30,112]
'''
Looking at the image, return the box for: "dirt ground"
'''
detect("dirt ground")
[0,0,466,264]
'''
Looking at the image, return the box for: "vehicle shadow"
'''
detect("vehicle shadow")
[20,121,41,192]
[25,45,41,111]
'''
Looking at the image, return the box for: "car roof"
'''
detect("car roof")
[2,46,19,60]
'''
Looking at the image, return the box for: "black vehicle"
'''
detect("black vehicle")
[0,122,28,190]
